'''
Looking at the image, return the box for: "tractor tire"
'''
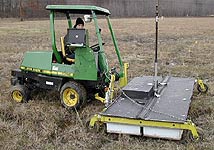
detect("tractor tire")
[79,84,87,106]
[60,81,86,111]
[10,84,29,103]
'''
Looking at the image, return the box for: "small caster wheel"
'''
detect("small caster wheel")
[186,127,204,142]
[86,120,105,133]
[10,84,29,103]
[197,83,208,94]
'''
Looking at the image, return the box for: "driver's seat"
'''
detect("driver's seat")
[60,37,75,63]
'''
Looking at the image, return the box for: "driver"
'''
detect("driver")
[64,18,85,62]
[74,17,84,29]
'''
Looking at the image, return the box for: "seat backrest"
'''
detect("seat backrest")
[64,28,86,47]
[60,36,75,63]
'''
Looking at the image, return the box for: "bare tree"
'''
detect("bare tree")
[19,0,24,21]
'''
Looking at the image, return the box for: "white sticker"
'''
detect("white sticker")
[46,81,54,86]
[52,66,58,71]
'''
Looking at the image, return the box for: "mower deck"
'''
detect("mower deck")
[97,76,196,140]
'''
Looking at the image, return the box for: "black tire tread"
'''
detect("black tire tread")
[10,84,29,103]
[60,81,86,111]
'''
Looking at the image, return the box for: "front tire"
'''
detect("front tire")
[60,81,86,111]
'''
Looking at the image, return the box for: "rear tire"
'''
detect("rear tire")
[10,84,29,103]
[60,81,86,111]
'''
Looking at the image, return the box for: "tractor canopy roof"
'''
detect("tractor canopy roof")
[46,5,111,16]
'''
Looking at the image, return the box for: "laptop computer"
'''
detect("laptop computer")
[66,28,86,47]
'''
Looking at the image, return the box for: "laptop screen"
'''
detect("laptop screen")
[66,29,86,46]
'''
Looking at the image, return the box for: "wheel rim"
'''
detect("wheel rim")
[12,90,23,102]
[63,88,79,107]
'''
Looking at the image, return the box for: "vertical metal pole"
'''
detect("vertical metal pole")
[50,10,62,63]
[92,10,109,73]
[106,16,123,75]
[91,11,104,52]
[66,13,72,28]
[154,0,159,95]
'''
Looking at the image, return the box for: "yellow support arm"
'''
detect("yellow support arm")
[95,93,105,103]
[119,63,129,87]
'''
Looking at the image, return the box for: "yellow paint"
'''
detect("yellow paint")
[63,88,79,107]
[109,74,115,100]
[95,93,105,103]
[20,66,73,78]
[89,114,199,140]
[60,36,75,62]
[61,37,66,57]
[197,79,206,92]
[95,75,116,104]
[119,63,129,87]
[12,90,23,102]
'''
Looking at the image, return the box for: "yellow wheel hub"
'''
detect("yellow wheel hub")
[63,88,79,107]
[12,90,23,102]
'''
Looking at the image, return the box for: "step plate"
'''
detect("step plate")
[101,76,195,123]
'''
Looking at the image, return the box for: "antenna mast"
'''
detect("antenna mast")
[154,0,159,96]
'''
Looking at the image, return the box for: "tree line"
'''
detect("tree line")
[0,0,214,18]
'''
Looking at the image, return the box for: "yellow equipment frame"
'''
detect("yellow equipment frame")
[89,114,199,140]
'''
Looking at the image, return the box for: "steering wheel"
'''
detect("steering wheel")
[90,43,105,52]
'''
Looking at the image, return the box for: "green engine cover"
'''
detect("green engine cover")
[21,51,52,70]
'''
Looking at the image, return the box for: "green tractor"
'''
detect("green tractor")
[10,5,128,110]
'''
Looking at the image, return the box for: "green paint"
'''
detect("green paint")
[92,11,109,75]
[50,11,62,63]
[74,46,97,81]
[52,63,75,73]
[66,13,72,28]
[21,5,124,84]
[21,51,52,70]
[46,5,110,15]
[86,29,89,46]
[107,16,123,76]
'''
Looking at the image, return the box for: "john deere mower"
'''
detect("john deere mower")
[10,5,208,141]
[11,5,127,109]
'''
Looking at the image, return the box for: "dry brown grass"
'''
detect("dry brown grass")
[0,17,214,149]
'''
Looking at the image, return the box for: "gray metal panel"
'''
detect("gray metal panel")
[123,76,155,92]
[101,76,195,123]
[102,76,158,118]
[122,76,160,99]
[142,77,195,122]
[101,97,144,118]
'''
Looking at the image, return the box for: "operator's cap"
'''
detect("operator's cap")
[74,18,84,28]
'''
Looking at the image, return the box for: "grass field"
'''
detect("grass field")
[0,17,214,150]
